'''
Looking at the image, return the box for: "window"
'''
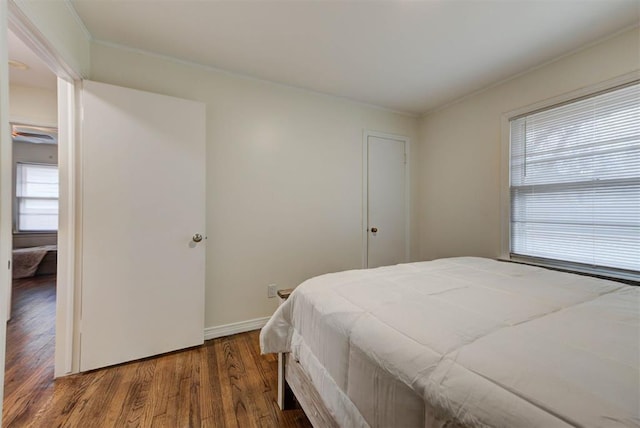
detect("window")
[16,163,59,232]
[509,81,639,277]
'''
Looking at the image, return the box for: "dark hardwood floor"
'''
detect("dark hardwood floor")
[3,275,311,427]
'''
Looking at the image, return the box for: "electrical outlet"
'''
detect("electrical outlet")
[267,284,277,298]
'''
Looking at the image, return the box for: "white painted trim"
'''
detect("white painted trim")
[203,317,270,341]
[499,71,640,262]
[404,138,411,264]
[55,78,76,376]
[0,2,11,417]
[62,0,93,42]
[71,82,83,375]
[362,130,411,268]
[499,114,511,260]
[7,0,82,82]
[361,131,368,269]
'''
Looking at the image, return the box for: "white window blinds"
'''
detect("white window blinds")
[16,163,59,231]
[510,82,639,274]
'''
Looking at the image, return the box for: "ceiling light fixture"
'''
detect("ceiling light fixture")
[8,60,29,70]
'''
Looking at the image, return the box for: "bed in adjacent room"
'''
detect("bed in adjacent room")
[12,244,57,279]
[260,257,639,427]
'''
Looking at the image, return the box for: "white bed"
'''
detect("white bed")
[260,257,640,427]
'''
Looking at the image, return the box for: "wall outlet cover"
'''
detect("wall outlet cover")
[267,284,277,298]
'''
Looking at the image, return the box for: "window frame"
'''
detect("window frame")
[14,161,60,233]
[500,71,640,282]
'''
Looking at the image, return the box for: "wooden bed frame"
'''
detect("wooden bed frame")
[278,352,339,427]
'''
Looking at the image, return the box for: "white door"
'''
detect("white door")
[79,81,206,371]
[366,135,407,268]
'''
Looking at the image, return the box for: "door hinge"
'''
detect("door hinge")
[404,153,407,164]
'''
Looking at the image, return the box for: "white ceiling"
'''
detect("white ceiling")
[71,1,640,114]
[8,30,57,91]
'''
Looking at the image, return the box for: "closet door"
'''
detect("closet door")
[366,135,408,268]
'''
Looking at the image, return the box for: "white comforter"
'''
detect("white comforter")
[260,257,640,427]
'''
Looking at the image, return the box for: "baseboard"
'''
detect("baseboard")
[204,316,270,341]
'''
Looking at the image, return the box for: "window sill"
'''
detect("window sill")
[13,231,58,235]
[499,255,639,286]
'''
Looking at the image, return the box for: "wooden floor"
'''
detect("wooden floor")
[3,275,311,427]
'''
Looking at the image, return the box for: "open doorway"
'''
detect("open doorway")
[3,29,58,425]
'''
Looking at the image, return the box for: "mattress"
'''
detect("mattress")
[260,257,640,427]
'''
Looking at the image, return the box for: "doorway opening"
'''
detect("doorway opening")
[3,28,59,425]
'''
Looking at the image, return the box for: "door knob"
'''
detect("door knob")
[370,227,378,233]
[192,233,203,243]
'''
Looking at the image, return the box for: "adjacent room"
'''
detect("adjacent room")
[3,28,59,427]
[0,1,638,427]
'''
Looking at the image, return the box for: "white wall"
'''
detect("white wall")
[417,27,640,261]
[89,42,419,329]
[9,84,57,126]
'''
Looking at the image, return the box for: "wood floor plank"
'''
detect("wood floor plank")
[216,337,247,428]
[176,349,201,427]
[142,350,174,424]
[115,359,157,427]
[3,276,311,427]
[199,340,226,427]
[239,333,280,423]
[164,349,191,427]
[57,370,119,426]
